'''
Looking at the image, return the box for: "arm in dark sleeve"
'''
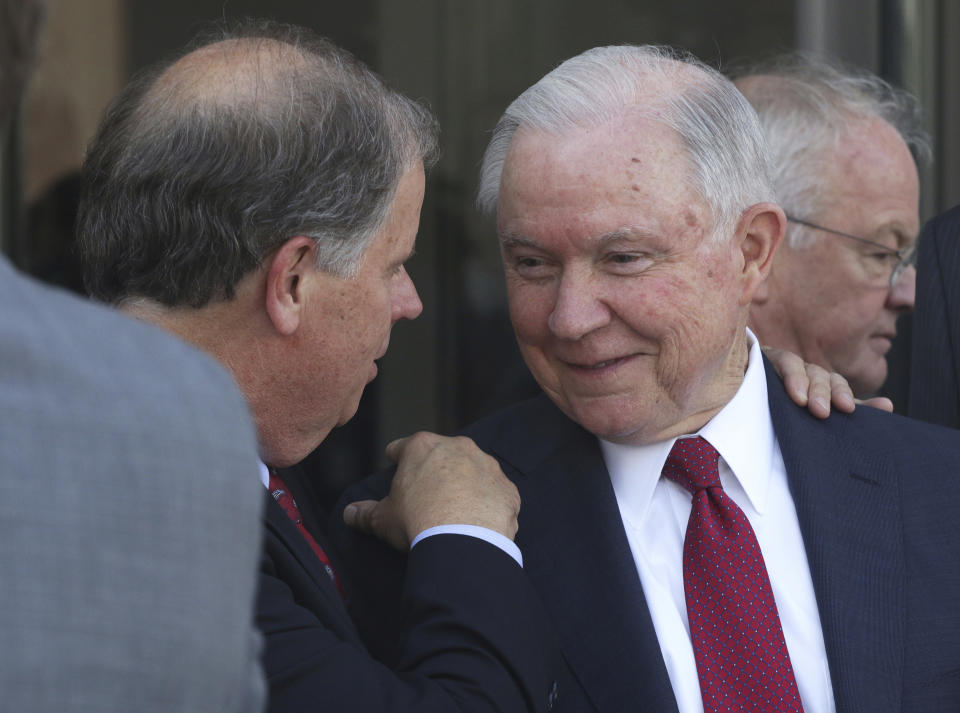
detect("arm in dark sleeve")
[260,510,561,713]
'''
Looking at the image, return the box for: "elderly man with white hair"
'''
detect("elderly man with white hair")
[734,54,927,398]
[341,45,960,713]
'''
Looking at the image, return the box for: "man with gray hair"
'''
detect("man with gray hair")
[342,44,960,713]
[735,54,927,397]
[78,19,562,713]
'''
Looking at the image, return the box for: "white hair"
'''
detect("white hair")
[477,45,775,238]
[732,52,930,248]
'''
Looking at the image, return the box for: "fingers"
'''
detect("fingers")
[857,395,894,412]
[383,432,520,541]
[763,345,859,419]
[828,371,856,413]
[771,348,812,408]
[343,500,379,532]
[384,436,409,464]
[802,363,830,416]
[384,431,443,464]
[343,499,409,552]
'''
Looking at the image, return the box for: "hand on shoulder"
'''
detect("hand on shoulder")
[343,432,519,550]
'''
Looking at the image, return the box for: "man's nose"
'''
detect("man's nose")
[887,263,916,312]
[393,267,423,322]
[547,271,611,340]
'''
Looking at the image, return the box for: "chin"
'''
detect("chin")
[560,398,646,443]
[849,367,888,398]
[336,398,364,427]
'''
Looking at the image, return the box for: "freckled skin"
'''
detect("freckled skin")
[289,163,426,457]
[498,114,756,445]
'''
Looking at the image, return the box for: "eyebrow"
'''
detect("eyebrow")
[499,227,655,250]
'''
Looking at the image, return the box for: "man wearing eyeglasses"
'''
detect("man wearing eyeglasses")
[734,54,927,398]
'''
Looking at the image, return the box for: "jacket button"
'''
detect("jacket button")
[547,680,559,709]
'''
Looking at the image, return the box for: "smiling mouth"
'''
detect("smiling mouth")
[564,354,636,371]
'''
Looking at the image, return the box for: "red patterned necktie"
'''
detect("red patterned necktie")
[662,436,803,713]
[268,471,344,599]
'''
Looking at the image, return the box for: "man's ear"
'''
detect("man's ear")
[264,236,317,336]
[735,202,785,306]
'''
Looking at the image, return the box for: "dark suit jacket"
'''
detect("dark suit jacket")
[258,486,561,713]
[911,204,960,428]
[338,359,960,712]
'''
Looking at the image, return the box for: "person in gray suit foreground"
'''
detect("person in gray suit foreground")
[0,2,266,711]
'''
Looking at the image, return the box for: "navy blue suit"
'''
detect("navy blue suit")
[911,204,960,428]
[258,487,561,713]
[337,359,960,712]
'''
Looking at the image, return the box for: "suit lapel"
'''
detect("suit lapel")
[765,361,905,713]
[263,492,356,639]
[491,398,680,713]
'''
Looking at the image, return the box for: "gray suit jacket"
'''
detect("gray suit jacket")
[0,257,266,713]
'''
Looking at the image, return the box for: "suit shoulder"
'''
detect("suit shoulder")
[461,393,594,475]
[0,262,259,496]
[1,263,250,427]
[823,407,960,493]
[463,394,554,438]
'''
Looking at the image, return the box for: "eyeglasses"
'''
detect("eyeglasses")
[785,215,916,289]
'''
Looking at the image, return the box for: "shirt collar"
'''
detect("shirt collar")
[259,460,270,490]
[699,329,775,514]
[602,328,775,521]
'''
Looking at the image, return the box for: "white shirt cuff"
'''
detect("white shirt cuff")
[410,525,523,567]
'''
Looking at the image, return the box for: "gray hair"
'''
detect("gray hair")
[78,19,439,308]
[477,45,775,237]
[0,0,44,130]
[731,52,929,248]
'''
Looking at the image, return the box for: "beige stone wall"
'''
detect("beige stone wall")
[22,0,126,201]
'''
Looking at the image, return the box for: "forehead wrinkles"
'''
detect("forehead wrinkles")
[499,122,713,248]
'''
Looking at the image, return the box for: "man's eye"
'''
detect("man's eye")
[511,255,554,279]
[606,252,651,272]
[867,252,898,264]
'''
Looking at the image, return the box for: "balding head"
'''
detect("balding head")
[735,53,924,396]
[78,20,438,307]
[732,52,928,247]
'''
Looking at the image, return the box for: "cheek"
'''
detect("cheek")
[833,299,888,349]
[635,274,737,379]
[507,284,554,339]
[819,285,886,332]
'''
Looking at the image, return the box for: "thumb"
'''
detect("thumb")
[343,500,380,532]
[384,436,408,464]
[343,497,409,552]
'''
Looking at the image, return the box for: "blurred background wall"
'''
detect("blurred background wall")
[2,0,957,484]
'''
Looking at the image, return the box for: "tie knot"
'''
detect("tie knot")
[662,436,721,494]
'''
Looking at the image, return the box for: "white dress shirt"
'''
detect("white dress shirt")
[259,462,523,566]
[601,331,836,713]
